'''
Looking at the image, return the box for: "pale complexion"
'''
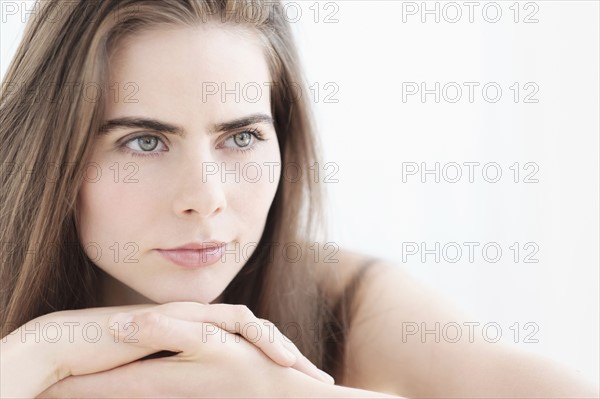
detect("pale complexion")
[77,24,281,305]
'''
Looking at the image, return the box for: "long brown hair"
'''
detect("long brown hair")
[1,0,352,380]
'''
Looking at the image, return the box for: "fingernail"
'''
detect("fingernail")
[318,369,335,384]
[311,363,335,384]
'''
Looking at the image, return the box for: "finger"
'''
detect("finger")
[126,303,298,368]
[114,304,334,384]
[267,321,336,385]
[200,304,297,367]
[108,311,206,355]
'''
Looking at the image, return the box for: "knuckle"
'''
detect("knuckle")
[139,311,163,325]
[257,318,273,328]
[232,304,254,321]
[138,312,169,339]
[256,318,275,341]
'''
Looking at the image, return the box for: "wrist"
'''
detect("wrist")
[0,316,65,398]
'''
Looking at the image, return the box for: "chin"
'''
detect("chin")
[147,289,225,305]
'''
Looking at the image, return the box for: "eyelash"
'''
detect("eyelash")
[118,128,266,158]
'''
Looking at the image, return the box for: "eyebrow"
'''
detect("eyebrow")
[97,113,274,137]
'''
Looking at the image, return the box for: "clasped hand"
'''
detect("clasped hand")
[35,302,334,398]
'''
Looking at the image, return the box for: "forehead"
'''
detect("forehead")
[104,24,272,122]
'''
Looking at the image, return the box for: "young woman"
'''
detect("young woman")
[1,1,598,397]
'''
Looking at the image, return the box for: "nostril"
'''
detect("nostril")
[181,205,224,218]
[173,184,227,218]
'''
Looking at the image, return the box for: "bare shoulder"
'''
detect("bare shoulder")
[311,251,437,392]
[322,255,600,398]
[339,258,462,392]
[309,247,384,306]
[310,247,433,318]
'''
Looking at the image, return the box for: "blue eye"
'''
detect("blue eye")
[136,136,159,151]
[117,128,267,158]
[221,128,266,154]
[234,132,252,147]
[119,134,168,158]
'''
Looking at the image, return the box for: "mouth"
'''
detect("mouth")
[156,242,227,268]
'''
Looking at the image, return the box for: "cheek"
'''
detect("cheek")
[221,142,281,226]
[76,172,157,258]
[233,172,279,214]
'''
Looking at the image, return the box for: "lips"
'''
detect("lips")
[156,242,227,268]
[163,241,227,251]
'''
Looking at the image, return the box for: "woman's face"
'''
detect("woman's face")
[77,25,281,304]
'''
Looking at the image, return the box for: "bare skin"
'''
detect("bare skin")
[88,248,600,397]
[317,249,600,398]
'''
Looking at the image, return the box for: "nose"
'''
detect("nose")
[172,158,227,219]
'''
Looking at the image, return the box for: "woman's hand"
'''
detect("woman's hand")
[37,309,333,398]
[108,302,333,383]
[3,302,332,398]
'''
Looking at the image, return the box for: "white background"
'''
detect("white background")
[2,0,599,383]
